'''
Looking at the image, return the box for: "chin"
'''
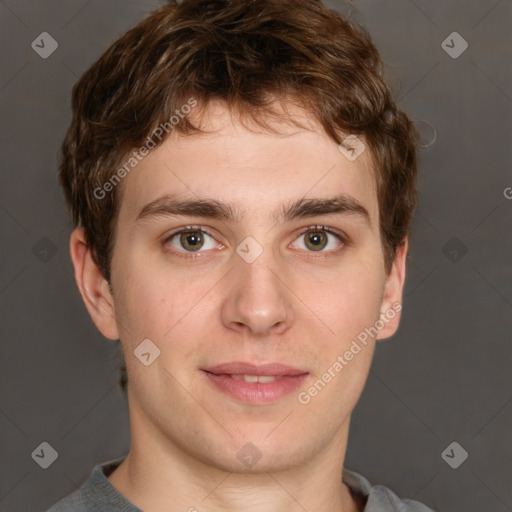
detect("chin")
[197,431,313,475]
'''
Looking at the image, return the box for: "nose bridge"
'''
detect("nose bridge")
[220,242,294,335]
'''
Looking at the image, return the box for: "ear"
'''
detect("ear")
[376,238,408,341]
[69,227,119,340]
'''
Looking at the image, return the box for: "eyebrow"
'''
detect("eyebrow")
[135,194,371,227]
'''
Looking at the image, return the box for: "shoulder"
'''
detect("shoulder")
[343,468,437,512]
[368,483,437,511]
[44,456,130,512]
[44,488,88,512]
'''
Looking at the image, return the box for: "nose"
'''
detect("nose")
[220,250,295,337]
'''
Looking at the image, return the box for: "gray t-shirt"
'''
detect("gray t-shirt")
[46,457,436,511]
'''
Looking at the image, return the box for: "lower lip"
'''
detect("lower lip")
[202,371,308,404]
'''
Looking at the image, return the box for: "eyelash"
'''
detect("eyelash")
[162,224,348,259]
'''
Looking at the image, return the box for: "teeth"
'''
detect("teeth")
[257,375,278,383]
[231,375,279,383]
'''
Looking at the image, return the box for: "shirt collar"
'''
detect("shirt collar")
[86,457,390,512]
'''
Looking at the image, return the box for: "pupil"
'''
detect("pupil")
[182,231,203,251]
[307,231,326,251]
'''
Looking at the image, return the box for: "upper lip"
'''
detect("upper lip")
[203,362,308,376]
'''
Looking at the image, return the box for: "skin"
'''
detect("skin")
[70,99,408,512]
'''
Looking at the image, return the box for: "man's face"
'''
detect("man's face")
[86,101,405,473]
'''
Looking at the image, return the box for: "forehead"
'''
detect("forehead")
[116,100,379,228]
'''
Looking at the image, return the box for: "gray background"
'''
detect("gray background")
[0,1,510,511]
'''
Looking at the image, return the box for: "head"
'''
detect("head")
[60,0,419,473]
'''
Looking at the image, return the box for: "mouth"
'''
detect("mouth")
[201,362,309,404]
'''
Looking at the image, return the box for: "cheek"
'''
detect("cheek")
[299,262,384,344]
[298,268,382,409]
[113,265,215,364]
[111,260,170,346]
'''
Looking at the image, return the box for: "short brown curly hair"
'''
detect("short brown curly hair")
[58,0,420,391]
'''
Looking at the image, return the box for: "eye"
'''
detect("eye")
[162,224,346,259]
[291,225,345,253]
[164,226,221,254]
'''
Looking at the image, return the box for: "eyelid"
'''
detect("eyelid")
[162,225,222,249]
[296,224,347,243]
[163,224,216,240]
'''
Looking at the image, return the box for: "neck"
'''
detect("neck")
[107,393,363,512]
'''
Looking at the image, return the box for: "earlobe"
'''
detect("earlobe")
[376,238,408,341]
[69,227,120,340]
